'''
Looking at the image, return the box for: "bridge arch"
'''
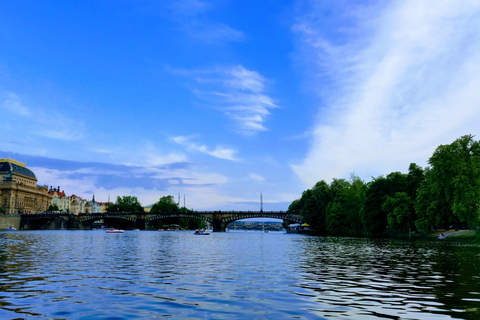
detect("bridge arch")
[145,212,213,230]
[204,211,303,232]
[21,215,69,230]
[76,214,138,230]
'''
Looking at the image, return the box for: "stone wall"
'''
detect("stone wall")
[0,215,21,229]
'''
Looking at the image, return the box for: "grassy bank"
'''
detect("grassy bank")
[428,229,479,240]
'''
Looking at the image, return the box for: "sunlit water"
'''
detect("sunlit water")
[0,230,479,319]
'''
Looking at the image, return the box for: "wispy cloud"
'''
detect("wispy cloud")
[186,65,278,135]
[292,0,480,186]
[1,91,85,142]
[165,0,246,43]
[187,21,246,43]
[2,92,31,116]
[172,135,238,160]
[249,173,265,183]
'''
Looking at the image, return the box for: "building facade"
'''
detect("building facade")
[0,158,51,214]
[48,186,70,212]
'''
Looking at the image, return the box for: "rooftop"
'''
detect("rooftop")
[0,158,36,179]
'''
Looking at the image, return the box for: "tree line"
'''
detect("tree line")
[287,134,480,236]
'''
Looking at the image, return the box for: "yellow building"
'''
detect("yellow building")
[0,158,51,214]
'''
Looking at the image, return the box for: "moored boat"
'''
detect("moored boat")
[286,223,312,234]
[5,227,17,231]
[106,229,124,233]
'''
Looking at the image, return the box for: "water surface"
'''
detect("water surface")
[0,230,479,319]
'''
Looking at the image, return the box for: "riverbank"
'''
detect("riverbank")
[429,229,479,239]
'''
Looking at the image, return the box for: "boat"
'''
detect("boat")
[5,227,17,231]
[106,229,124,233]
[194,229,209,235]
[286,223,312,234]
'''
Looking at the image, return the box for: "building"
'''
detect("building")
[48,186,70,212]
[69,195,89,215]
[0,158,51,214]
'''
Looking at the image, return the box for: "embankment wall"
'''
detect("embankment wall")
[0,215,21,229]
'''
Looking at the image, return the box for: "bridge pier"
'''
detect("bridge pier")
[136,216,146,230]
[212,214,225,232]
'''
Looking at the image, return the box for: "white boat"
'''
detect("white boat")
[106,229,124,233]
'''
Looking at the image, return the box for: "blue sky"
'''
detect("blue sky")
[1,0,480,211]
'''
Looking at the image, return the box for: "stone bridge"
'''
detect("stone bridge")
[19,211,303,232]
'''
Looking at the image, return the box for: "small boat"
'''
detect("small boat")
[5,227,17,231]
[286,223,312,234]
[106,229,124,234]
[158,229,164,232]
[194,229,209,235]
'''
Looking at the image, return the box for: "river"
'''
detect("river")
[0,230,479,319]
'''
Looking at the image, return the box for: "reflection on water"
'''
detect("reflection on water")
[0,230,479,319]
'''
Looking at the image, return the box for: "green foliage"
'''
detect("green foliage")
[325,179,350,235]
[107,196,144,212]
[383,192,413,232]
[427,134,480,226]
[47,204,60,212]
[288,134,480,237]
[415,168,453,231]
[288,180,331,234]
[362,172,407,236]
[0,206,5,213]
[150,196,205,229]
[151,195,179,213]
[288,176,366,236]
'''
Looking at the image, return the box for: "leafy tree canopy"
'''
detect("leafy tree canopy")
[107,196,144,212]
[427,134,480,226]
[151,195,180,213]
[47,204,60,212]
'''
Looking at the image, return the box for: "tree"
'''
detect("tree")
[47,204,60,212]
[325,179,350,235]
[406,163,424,201]
[362,172,407,236]
[427,134,480,227]
[382,164,425,233]
[107,196,144,213]
[151,195,179,213]
[150,196,205,229]
[294,180,331,235]
[383,192,413,233]
[0,206,4,214]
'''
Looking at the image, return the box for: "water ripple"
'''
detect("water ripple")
[0,231,479,319]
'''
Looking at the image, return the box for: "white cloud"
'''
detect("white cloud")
[172,135,238,161]
[249,173,265,183]
[2,92,31,116]
[166,0,246,43]
[190,22,246,43]
[1,91,85,142]
[189,65,278,135]
[292,0,480,186]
